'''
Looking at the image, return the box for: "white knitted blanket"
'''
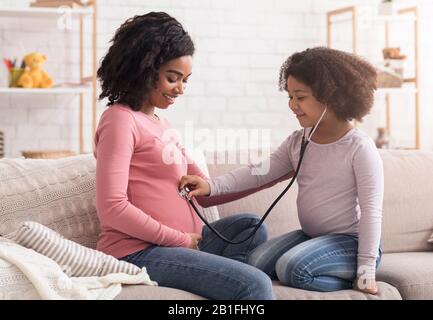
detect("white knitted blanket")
[0,238,155,300]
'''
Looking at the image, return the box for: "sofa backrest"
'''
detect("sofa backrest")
[378,149,433,253]
[0,155,100,249]
[1,149,432,254]
[0,152,218,250]
[207,149,433,254]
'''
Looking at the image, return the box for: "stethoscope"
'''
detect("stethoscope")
[179,107,328,245]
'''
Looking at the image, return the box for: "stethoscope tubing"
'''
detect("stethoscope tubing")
[186,107,327,245]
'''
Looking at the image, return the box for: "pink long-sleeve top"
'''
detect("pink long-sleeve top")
[94,104,284,259]
[94,104,206,258]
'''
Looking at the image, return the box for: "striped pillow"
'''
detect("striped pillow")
[6,221,143,277]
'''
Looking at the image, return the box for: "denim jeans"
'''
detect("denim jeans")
[120,213,274,300]
[247,229,383,292]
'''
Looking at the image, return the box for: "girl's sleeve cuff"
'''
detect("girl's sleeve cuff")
[357,260,377,279]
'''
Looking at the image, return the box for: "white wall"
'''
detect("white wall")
[0,0,432,158]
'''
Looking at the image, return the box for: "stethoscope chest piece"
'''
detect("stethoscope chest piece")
[179,185,192,200]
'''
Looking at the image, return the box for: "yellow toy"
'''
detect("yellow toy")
[17,52,53,88]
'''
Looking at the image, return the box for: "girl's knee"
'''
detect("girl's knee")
[275,253,310,288]
[246,248,258,266]
[246,249,264,272]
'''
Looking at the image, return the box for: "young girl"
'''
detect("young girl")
[94,12,274,300]
[180,47,383,294]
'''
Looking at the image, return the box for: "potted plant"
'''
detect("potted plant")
[378,0,395,16]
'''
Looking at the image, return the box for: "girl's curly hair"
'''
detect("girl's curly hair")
[278,47,377,122]
[97,12,195,111]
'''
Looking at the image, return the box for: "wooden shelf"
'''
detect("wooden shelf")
[0,87,91,94]
[0,7,93,19]
[376,87,418,94]
[327,5,420,149]
[370,15,417,22]
[331,15,417,24]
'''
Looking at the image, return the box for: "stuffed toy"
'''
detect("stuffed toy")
[17,52,53,88]
[382,47,406,60]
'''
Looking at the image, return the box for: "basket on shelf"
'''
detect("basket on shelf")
[376,68,403,88]
[21,150,76,159]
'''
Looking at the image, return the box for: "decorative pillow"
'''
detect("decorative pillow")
[0,154,100,249]
[5,221,145,278]
[191,149,220,223]
[428,232,433,244]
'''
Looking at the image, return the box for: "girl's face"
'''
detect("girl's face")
[147,55,193,109]
[286,76,327,128]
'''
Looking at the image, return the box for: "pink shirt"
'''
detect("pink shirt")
[94,105,206,258]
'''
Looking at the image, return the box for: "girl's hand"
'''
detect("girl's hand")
[187,233,202,250]
[353,278,378,295]
[179,175,211,197]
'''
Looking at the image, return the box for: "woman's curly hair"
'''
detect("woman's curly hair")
[97,12,195,111]
[278,47,377,122]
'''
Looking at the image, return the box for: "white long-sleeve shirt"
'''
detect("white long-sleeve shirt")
[209,128,383,278]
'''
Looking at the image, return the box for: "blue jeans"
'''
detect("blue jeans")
[247,229,383,292]
[120,213,274,300]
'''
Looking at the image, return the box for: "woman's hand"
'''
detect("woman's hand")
[179,175,211,197]
[353,278,379,295]
[187,233,202,250]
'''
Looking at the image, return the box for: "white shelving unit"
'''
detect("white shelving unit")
[0,2,98,155]
[0,6,93,18]
[327,5,420,149]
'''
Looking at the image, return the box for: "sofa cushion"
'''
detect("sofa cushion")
[273,281,401,300]
[0,154,100,249]
[115,281,402,300]
[5,221,155,283]
[376,252,433,300]
[378,149,433,253]
[115,284,206,300]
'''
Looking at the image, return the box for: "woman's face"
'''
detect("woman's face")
[147,55,193,109]
[286,76,327,128]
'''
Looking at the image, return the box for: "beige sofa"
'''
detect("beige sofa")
[1,149,433,300]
